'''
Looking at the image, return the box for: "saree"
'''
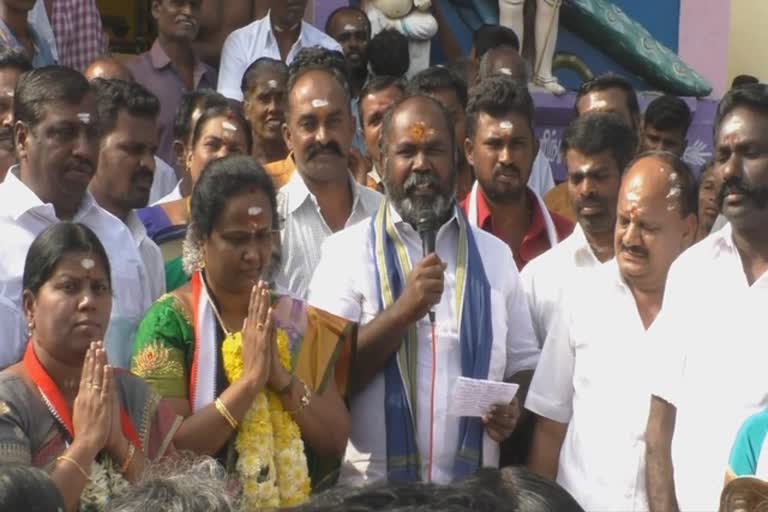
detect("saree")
[0,351,181,510]
[131,274,356,487]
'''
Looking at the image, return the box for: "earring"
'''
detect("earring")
[197,259,206,271]
[27,320,34,332]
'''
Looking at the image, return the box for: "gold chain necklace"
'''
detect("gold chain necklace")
[201,274,237,337]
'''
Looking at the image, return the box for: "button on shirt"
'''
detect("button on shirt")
[521,224,602,346]
[127,41,217,166]
[0,170,153,370]
[650,223,768,511]
[308,205,540,485]
[217,13,342,101]
[275,169,382,299]
[526,260,652,511]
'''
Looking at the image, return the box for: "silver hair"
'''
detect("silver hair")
[106,454,235,512]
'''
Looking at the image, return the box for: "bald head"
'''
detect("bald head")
[478,47,528,83]
[85,57,133,82]
[615,152,697,290]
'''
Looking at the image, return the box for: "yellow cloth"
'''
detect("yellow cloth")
[544,182,576,223]
[264,155,296,189]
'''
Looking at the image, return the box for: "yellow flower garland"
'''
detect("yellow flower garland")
[221,329,311,509]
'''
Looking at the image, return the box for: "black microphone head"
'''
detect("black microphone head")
[416,210,439,256]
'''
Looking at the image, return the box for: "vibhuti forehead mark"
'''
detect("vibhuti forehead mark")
[343,23,357,31]
[221,121,238,132]
[80,257,95,270]
[498,120,514,134]
[311,98,329,109]
[247,206,263,216]
[77,113,91,124]
[587,97,609,111]
[498,67,513,76]
[720,115,745,144]
[267,79,278,89]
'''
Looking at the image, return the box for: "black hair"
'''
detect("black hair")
[0,464,65,511]
[358,74,406,120]
[714,83,768,138]
[379,94,456,166]
[561,112,638,175]
[189,155,278,239]
[628,150,699,218]
[293,467,584,512]
[466,75,535,139]
[575,73,640,118]
[190,104,253,155]
[240,57,288,96]
[407,66,469,109]
[368,29,410,78]
[473,24,521,58]
[0,47,32,73]
[172,89,229,142]
[91,78,160,136]
[14,65,92,129]
[286,47,351,106]
[324,6,371,35]
[643,94,692,136]
[731,74,759,89]
[23,222,112,296]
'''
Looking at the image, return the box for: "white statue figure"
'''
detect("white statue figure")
[499,0,566,95]
[365,0,438,77]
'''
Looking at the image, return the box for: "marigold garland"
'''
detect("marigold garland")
[222,329,311,509]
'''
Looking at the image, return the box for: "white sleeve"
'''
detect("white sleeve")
[149,157,179,204]
[307,231,365,324]
[217,32,247,101]
[524,291,575,424]
[520,259,545,347]
[0,296,27,370]
[528,150,556,197]
[504,264,541,378]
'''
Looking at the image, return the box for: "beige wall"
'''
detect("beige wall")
[728,0,768,84]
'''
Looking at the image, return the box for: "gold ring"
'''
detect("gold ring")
[256,322,265,330]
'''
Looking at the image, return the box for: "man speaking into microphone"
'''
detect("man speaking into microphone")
[308,92,540,486]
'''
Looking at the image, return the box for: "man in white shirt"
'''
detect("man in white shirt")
[521,112,637,345]
[645,85,768,512]
[275,48,381,299]
[308,94,540,486]
[88,78,166,305]
[525,151,698,511]
[217,1,342,102]
[0,66,152,369]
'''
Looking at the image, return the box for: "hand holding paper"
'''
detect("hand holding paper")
[449,376,519,417]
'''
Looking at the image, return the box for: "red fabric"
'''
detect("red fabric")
[460,189,574,270]
[51,0,107,71]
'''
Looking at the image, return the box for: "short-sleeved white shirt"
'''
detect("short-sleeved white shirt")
[529,149,556,198]
[217,12,342,101]
[520,223,602,346]
[149,156,179,205]
[0,169,153,369]
[308,204,540,485]
[526,260,652,511]
[126,211,165,304]
[650,223,768,511]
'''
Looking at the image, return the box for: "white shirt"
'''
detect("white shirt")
[650,223,768,511]
[529,149,556,198]
[526,260,652,511]
[217,12,342,101]
[149,156,179,205]
[275,169,382,299]
[308,204,540,485]
[521,224,602,346]
[126,210,165,303]
[152,181,183,206]
[0,170,153,370]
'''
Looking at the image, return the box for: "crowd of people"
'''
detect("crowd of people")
[0,1,766,511]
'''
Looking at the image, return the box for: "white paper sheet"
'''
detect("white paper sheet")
[448,376,519,417]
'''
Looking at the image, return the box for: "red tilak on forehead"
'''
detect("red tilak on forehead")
[408,122,436,144]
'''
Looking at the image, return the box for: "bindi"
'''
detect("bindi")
[80,257,95,272]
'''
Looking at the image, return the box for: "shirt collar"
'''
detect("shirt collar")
[264,9,307,49]
[149,39,214,85]
[476,186,547,238]
[1,166,97,222]
[389,201,461,239]
[284,166,362,215]
[569,223,601,267]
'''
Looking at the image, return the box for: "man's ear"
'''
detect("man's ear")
[464,136,475,167]
[682,212,698,250]
[173,140,186,172]
[15,121,29,161]
[282,122,293,153]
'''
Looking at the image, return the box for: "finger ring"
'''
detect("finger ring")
[256,322,264,330]
[91,384,101,390]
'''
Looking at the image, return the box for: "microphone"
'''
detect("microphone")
[416,213,439,324]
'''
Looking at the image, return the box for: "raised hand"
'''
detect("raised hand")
[483,397,522,443]
[240,282,273,394]
[395,253,446,325]
[72,341,112,453]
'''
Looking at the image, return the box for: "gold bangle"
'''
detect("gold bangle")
[56,455,90,480]
[119,443,136,474]
[214,397,238,430]
[287,380,312,415]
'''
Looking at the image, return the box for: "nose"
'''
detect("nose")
[78,288,98,311]
[142,151,156,174]
[242,239,264,267]
[622,219,642,247]
[719,153,743,183]
[315,123,331,145]
[412,150,433,173]
[72,129,95,159]
[498,146,513,166]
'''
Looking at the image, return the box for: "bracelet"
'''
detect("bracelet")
[277,374,295,395]
[119,443,136,474]
[287,380,312,415]
[56,455,90,480]
[214,397,239,430]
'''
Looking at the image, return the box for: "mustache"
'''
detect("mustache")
[64,156,94,174]
[493,164,522,177]
[717,176,768,209]
[306,141,342,160]
[403,171,442,194]
[131,168,154,183]
[620,244,648,258]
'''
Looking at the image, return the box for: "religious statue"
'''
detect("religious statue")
[365,0,438,76]
[499,0,565,95]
